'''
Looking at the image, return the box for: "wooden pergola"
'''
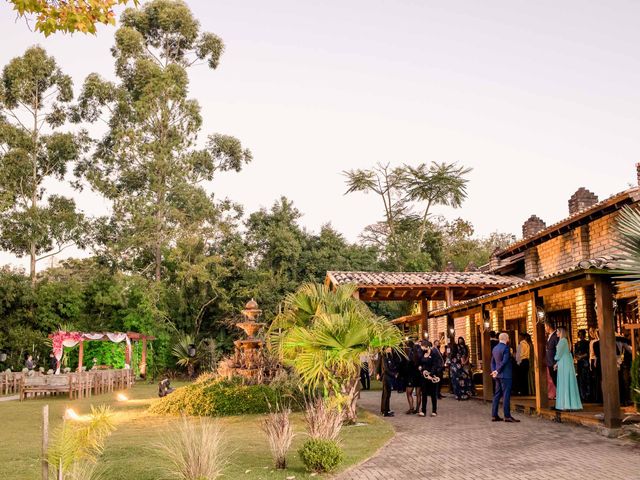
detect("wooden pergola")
[325,271,521,331]
[48,331,155,377]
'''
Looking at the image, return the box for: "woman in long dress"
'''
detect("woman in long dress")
[554,327,583,411]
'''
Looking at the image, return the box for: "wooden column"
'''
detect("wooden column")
[480,305,493,401]
[595,277,622,429]
[77,340,84,373]
[446,314,455,345]
[420,299,429,340]
[140,338,148,378]
[530,292,549,411]
[445,287,455,307]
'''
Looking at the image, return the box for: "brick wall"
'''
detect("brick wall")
[525,210,621,278]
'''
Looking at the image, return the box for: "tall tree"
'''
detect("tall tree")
[403,162,472,250]
[7,0,137,36]
[343,163,411,251]
[75,0,252,281]
[0,46,87,284]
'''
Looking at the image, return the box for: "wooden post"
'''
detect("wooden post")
[445,287,454,307]
[530,292,549,411]
[140,338,148,378]
[42,404,49,480]
[595,277,622,429]
[77,340,84,373]
[480,305,493,401]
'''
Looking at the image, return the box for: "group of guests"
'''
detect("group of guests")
[364,336,476,418]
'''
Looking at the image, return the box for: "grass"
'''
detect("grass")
[0,382,393,479]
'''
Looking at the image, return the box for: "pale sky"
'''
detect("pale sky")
[1,0,640,270]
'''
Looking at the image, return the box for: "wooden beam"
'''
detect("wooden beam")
[595,277,622,429]
[420,299,429,339]
[141,338,148,378]
[480,305,493,402]
[538,277,594,298]
[77,340,84,373]
[445,287,455,307]
[530,291,549,411]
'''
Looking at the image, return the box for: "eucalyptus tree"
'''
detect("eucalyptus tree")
[74,0,252,281]
[404,162,471,250]
[0,46,87,285]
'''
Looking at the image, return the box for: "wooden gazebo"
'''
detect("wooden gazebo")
[48,331,155,377]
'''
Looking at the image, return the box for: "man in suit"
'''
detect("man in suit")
[376,347,399,417]
[491,332,519,423]
[545,320,559,389]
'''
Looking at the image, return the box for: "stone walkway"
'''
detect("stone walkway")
[336,390,640,480]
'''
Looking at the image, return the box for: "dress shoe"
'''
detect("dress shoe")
[383,412,395,417]
[504,417,520,423]
[491,416,503,422]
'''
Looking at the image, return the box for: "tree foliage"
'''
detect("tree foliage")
[74,0,251,282]
[0,46,88,283]
[7,0,137,36]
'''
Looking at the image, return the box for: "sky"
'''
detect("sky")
[1,0,640,269]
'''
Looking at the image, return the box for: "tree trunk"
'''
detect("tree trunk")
[343,376,361,424]
[30,90,39,286]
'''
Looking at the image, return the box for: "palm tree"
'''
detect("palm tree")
[403,162,472,249]
[269,282,402,422]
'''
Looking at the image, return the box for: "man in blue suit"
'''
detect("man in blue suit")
[491,332,520,423]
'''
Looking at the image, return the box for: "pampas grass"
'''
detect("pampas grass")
[304,396,343,441]
[261,404,294,469]
[158,416,227,480]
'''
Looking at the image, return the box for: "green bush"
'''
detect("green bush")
[298,438,344,473]
[148,376,302,416]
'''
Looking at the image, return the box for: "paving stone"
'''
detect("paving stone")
[335,390,640,480]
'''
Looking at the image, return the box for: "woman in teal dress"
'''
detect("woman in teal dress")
[554,328,583,411]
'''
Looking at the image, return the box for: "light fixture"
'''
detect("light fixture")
[423,332,429,339]
[64,408,80,421]
[536,306,546,324]
[449,327,455,336]
[482,320,490,333]
[116,392,128,402]
[0,350,6,363]
[187,344,196,357]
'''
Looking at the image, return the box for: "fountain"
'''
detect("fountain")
[231,299,266,380]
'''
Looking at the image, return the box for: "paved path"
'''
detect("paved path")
[337,390,640,480]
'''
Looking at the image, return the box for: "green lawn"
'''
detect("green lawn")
[0,382,393,479]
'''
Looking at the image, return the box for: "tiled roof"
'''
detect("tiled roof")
[326,271,522,287]
[428,256,618,317]
[494,187,640,259]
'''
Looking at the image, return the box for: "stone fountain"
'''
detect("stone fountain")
[231,299,266,380]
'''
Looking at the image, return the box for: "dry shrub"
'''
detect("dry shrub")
[159,416,227,480]
[261,404,294,469]
[304,396,343,441]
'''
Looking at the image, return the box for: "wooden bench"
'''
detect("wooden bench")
[20,375,73,401]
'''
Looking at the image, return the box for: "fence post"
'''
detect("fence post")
[42,404,49,480]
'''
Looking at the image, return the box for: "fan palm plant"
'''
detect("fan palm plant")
[615,206,640,287]
[269,282,402,422]
[172,334,202,378]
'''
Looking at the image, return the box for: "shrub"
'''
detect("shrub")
[298,438,344,473]
[149,376,302,417]
[261,405,294,469]
[159,416,227,480]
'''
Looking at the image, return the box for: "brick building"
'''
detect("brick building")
[326,165,640,430]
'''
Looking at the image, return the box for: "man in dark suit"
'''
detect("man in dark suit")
[491,332,519,423]
[545,320,558,389]
[376,347,399,417]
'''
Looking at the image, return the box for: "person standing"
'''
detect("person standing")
[515,333,531,396]
[376,347,399,417]
[545,320,559,399]
[574,329,590,402]
[491,332,519,422]
[450,337,469,400]
[418,341,443,417]
[359,352,371,391]
[554,327,583,411]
